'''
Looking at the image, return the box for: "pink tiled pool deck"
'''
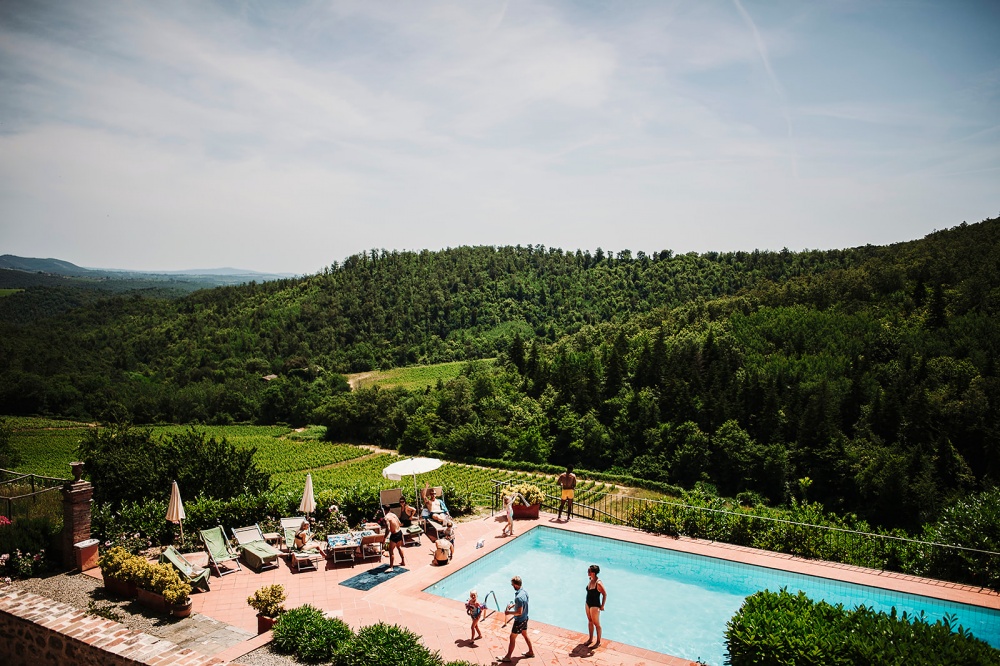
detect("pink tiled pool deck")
[86,512,1000,665]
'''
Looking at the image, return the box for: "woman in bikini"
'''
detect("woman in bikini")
[585,564,607,648]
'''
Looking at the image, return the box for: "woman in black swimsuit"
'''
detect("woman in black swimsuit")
[585,564,607,648]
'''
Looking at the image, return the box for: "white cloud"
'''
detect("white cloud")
[0,0,997,273]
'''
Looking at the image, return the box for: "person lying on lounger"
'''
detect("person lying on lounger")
[423,483,454,527]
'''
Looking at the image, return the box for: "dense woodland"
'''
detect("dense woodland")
[2,217,1000,531]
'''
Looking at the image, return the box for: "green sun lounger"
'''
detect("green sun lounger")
[159,545,211,592]
[231,524,282,573]
[199,525,242,577]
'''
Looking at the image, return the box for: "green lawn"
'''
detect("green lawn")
[347,359,496,391]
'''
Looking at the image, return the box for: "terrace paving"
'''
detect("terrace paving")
[84,511,1000,666]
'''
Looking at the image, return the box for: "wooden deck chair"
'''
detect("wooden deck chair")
[199,525,242,577]
[231,524,282,572]
[379,488,422,546]
[159,546,211,592]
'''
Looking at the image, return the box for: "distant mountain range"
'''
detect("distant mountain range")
[0,254,296,286]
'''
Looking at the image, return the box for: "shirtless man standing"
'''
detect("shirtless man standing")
[557,466,577,521]
[384,510,406,571]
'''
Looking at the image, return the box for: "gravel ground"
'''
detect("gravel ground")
[9,571,297,666]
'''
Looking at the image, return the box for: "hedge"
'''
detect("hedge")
[725,589,1000,665]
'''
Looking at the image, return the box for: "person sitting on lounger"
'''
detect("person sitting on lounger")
[423,483,453,527]
[399,497,418,527]
[294,520,321,551]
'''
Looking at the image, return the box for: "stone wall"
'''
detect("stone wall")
[0,587,227,666]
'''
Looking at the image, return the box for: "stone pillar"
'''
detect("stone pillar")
[61,462,94,569]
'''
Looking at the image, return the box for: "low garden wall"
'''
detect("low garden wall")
[0,587,227,666]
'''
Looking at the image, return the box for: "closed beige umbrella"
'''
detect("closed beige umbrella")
[166,480,186,541]
[299,473,316,517]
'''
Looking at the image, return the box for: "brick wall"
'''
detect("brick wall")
[0,588,228,666]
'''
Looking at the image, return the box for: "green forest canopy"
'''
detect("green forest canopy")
[2,217,1000,530]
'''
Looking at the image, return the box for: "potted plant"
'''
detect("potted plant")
[98,546,140,598]
[504,482,545,520]
[163,579,193,618]
[248,584,287,634]
[135,561,183,614]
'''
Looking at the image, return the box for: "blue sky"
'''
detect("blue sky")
[1,0,997,274]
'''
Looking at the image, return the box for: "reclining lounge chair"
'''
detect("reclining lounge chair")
[379,488,423,546]
[279,516,306,549]
[281,518,324,573]
[420,485,455,541]
[231,524,282,573]
[199,525,242,577]
[159,545,211,592]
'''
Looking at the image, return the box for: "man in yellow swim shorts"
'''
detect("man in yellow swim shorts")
[557,466,577,521]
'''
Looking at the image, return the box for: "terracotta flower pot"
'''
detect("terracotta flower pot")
[512,503,540,520]
[104,576,137,599]
[170,600,193,618]
[137,588,167,613]
[257,613,278,634]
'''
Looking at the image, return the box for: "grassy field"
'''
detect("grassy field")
[346,359,496,391]
[5,416,615,509]
[0,288,24,297]
[5,418,370,479]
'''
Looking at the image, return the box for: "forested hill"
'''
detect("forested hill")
[2,217,1000,529]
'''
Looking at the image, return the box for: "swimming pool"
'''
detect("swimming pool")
[424,526,1000,665]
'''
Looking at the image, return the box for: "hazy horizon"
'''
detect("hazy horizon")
[2,1,998,274]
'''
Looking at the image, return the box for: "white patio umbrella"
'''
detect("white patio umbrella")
[382,457,443,504]
[299,473,316,517]
[166,480,186,541]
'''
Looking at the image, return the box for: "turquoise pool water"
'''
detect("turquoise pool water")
[424,527,1000,665]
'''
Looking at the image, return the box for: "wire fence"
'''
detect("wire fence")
[484,479,1000,592]
[0,468,68,522]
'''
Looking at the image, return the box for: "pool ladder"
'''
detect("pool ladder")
[482,590,502,619]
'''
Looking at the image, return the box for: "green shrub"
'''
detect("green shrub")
[920,487,1000,589]
[97,545,140,581]
[272,605,327,654]
[133,559,184,596]
[0,516,60,578]
[316,483,381,527]
[162,579,191,606]
[503,482,544,506]
[79,422,270,507]
[299,615,354,663]
[725,589,1000,666]
[0,515,59,556]
[271,604,354,663]
[339,622,442,666]
[92,499,169,552]
[247,584,286,618]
